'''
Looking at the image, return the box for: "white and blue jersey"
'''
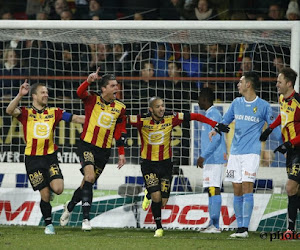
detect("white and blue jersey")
[222,96,273,155]
[201,106,227,164]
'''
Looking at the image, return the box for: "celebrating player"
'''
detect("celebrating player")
[197,88,227,233]
[60,68,127,231]
[260,67,300,240]
[6,80,85,234]
[129,96,229,237]
[210,72,274,238]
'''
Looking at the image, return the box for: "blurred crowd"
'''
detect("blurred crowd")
[0,0,296,104]
[0,0,299,21]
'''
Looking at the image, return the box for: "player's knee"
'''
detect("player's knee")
[161,199,168,207]
[84,174,95,184]
[286,182,298,196]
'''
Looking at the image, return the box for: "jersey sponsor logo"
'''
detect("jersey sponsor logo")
[33,122,50,138]
[148,131,164,145]
[234,114,260,123]
[98,112,114,129]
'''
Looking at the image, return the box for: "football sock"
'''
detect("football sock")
[242,193,253,228]
[151,201,162,229]
[40,199,52,226]
[288,194,298,230]
[82,181,93,220]
[233,195,243,228]
[210,194,221,228]
[68,187,82,212]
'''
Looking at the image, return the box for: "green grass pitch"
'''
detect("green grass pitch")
[0,226,299,250]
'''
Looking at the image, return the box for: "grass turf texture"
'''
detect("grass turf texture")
[0,226,299,250]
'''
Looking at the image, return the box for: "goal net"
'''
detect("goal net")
[0,20,299,232]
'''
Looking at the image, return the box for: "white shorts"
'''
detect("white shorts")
[203,164,224,188]
[224,154,260,183]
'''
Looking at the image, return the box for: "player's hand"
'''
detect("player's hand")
[260,127,273,141]
[209,130,217,141]
[117,154,126,169]
[19,79,29,97]
[274,141,293,154]
[197,157,204,168]
[87,67,100,84]
[214,123,230,135]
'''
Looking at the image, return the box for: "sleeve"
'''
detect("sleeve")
[128,114,142,128]
[54,108,64,126]
[201,133,221,159]
[114,107,127,155]
[222,101,235,125]
[17,107,26,122]
[77,80,90,99]
[200,111,222,159]
[189,113,217,128]
[269,114,281,129]
[172,112,185,127]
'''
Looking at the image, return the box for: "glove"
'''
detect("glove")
[214,123,230,135]
[274,141,293,154]
[259,127,273,141]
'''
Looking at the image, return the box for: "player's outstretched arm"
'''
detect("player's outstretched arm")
[274,141,293,154]
[71,115,85,124]
[214,123,230,134]
[260,115,281,141]
[6,80,29,117]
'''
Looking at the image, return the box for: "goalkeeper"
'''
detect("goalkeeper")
[260,67,300,239]
[129,96,229,237]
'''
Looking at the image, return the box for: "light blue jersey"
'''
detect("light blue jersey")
[222,96,273,155]
[201,106,227,164]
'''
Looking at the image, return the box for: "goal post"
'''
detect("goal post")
[0,20,299,231]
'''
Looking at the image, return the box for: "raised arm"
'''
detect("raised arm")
[260,114,281,141]
[6,80,29,117]
[77,68,100,99]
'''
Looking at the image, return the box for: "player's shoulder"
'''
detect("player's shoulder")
[293,92,300,104]
[256,97,270,106]
[114,98,126,109]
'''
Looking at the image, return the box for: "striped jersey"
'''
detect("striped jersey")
[80,93,126,148]
[278,92,300,143]
[129,112,185,161]
[17,106,63,156]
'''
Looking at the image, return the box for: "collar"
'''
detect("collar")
[283,90,296,102]
[32,105,47,114]
[100,95,114,105]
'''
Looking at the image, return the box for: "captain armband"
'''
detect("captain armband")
[116,133,128,147]
[62,112,73,122]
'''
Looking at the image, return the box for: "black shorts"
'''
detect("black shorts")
[286,147,300,183]
[141,158,173,198]
[77,140,111,181]
[25,152,63,191]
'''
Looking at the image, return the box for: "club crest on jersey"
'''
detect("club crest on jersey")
[253,107,257,113]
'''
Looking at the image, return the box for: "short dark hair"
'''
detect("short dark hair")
[30,83,47,96]
[199,87,214,104]
[99,74,116,88]
[243,71,259,90]
[280,67,298,87]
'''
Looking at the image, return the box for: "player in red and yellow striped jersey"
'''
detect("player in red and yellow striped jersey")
[260,68,300,239]
[129,96,229,237]
[60,68,127,231]
[6,80,85,234]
